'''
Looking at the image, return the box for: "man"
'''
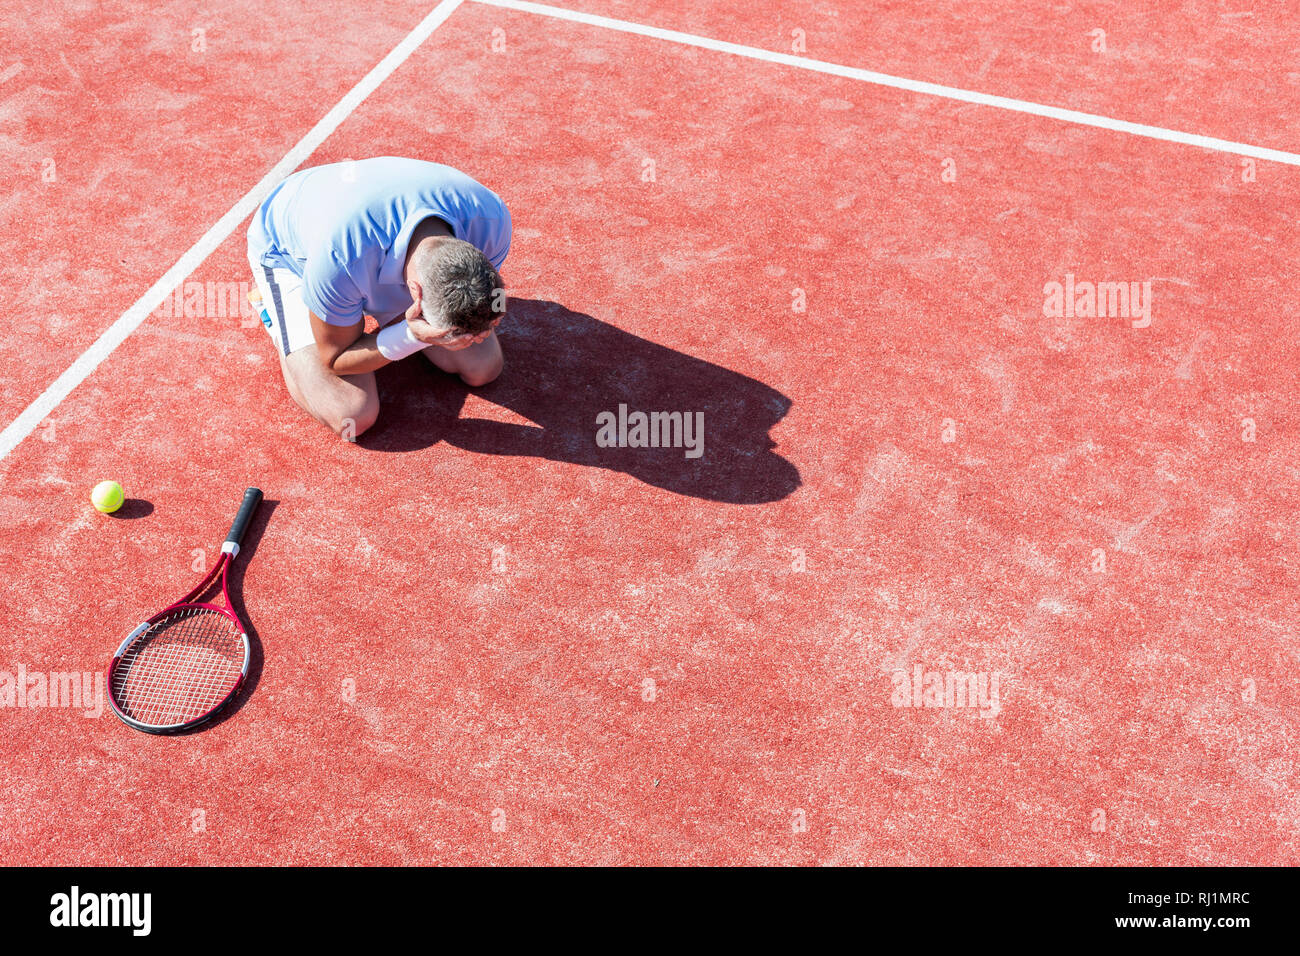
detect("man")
[246,156,511,438]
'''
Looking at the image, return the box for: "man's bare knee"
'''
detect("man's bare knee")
[282,349,380,439]
[327,396,379,440]
[460,355,503,388]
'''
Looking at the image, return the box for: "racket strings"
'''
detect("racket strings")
[111,607,245,727]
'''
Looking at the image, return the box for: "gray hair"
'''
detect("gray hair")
[412,238,504,335]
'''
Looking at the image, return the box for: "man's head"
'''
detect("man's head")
[407,237,504,336]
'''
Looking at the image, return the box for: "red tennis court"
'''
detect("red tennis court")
[1,0,1296,865]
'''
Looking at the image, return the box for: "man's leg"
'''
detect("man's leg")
[421,331,504,387]
[250,256,380,439]
[280,345,380,439]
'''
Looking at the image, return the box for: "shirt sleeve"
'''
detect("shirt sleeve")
[484,207,512,271]
[302,254,366,325]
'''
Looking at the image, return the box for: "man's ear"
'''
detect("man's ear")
[404,279,424,322]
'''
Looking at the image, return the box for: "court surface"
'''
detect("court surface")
[1,0,1297,864]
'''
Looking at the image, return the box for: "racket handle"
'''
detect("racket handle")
[224,487,264,555]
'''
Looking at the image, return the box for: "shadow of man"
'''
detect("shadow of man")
[360,298,800,505]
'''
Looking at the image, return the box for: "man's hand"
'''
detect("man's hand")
[405,299,502,351]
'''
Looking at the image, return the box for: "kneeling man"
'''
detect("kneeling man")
[247,156,511,438]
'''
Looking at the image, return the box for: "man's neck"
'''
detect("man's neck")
[404,216,454,277]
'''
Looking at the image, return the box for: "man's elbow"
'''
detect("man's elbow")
[317,348,344,374]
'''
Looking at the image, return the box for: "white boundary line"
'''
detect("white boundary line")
[473,0,1300,168]
[0,0,465,463]
[4,0,1296,463]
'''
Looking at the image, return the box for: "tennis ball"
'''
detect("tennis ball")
[91,480,125,513]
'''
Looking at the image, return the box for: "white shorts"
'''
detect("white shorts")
[247,254,318,357]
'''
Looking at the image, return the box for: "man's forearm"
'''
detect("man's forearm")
[325,332,392,375]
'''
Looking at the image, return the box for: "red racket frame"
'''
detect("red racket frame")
[107,488,261,734]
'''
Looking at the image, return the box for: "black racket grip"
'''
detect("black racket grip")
[225,487,263,548]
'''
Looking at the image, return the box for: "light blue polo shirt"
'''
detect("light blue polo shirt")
[247,157,511,325]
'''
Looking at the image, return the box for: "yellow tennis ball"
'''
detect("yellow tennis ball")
[91,480,124,513]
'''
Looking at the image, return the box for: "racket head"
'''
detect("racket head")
[107,602,251,734]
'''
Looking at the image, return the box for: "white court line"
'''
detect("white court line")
[4,0,1296,463]
[0,0,465,463]
[472,0,1300,168]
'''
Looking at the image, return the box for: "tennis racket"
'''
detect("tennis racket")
[108,487,263,733]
